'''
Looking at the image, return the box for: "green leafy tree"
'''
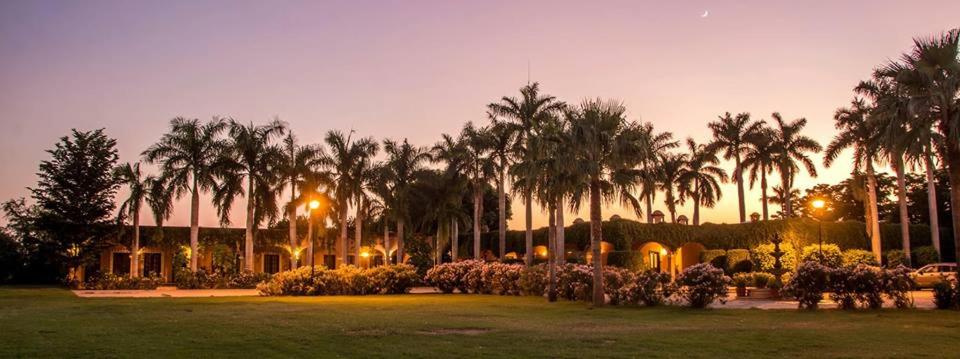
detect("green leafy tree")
[739,126,777,220]
[381,138,430,263]
[708,112,761,223]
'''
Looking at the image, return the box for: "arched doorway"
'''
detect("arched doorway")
[676,242,706,271]
[634,241,670,273]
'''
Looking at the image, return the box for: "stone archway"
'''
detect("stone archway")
[676,242,706,271]
[634,241,671,273]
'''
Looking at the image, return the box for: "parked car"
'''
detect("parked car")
[910,263,958,289]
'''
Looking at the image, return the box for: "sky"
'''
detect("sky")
[1,0,958,230]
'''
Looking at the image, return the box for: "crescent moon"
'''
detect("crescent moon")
[701,10,709,18]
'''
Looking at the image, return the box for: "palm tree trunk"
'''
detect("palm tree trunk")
[589,179,604,306]
[944,138,960,267]
[355,198,363,266]
[131,209,140,278]
[761,170,769,220]
[451,218,459,261]
[693,178,701,225]
[547,204,557,302]
[645,192,653,223]
[735,156,746,223]
[338,202,348,268]
[894,157,911,265]
[498,170,506,259]
[557,197,566,264]
[474,189,482,259]
[925,146,942,259]
[396,221,404,264]
[288,192,298,270]
[782,173,793,218]
[189,184,200,272]
[525,193,533,265]
[244,177,255,272]
[383,218,389,265]
[865,164,882,263]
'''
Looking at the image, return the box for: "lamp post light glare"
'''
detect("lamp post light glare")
[812,199,825,209]
[309,200,320,210]
[811,198,828,261]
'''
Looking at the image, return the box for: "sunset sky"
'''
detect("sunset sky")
[1,0,958,229]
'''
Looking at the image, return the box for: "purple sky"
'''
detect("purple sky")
[1,0,958,229]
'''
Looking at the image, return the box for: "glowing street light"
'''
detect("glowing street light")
[812,199,825,209]
[309,199,320,210]
[810,198,829,261]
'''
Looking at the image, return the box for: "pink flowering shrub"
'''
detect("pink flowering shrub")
[618,270,675,306]
[675,263,730,308]
[518,264,548,296]
[603,266,636,305]
[881,265,915,309]
[424,262,466,293]
[556,264,594,301]
[830,264,885,309]
[489,263,524,295]
[783,261,829,309]
[257,264,418,296]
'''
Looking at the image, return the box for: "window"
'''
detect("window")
[143,253,162,277]
[347,255,356,266]
[263,254,280,274]
[372,255,384,267]
[112,252,131,275]
[648,251,661,272]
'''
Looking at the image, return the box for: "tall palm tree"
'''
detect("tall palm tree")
[880,29,960,264]
[214,119,286,271]
[679,138,728,225]
[531,115,568,301]
[658,153,687,223]
[295,168,333,268]
[114,162,147,278]
[461,123,496,259]
[143,117,228,271]
[382,138,430,263]
[708,112,761,223]
[770,113,822,218]
[769,185,799,218]
[323,130,378,268]
[486,120,515,258]
[858,77,917,263]
[276,133,323,269]
[636,123,677,223]
[739,126,777,220]
[431,133,468,261]
[825,99,882,261]
[349,147,380,264]
[566,98,648,306]
[488,82,565,264]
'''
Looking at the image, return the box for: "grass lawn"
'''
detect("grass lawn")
[1,287,958,358]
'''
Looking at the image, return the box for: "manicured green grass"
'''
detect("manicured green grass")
[1,287,958,358]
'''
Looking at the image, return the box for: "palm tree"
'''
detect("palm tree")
[658,153,687,223]
[770,113,822,218]
[431,133,468,261]
[769,185,799,218]
[295,168,333,268]
[323,130,378,267]
[349,147,380,264]
[678,138,728,225]
[739,126,777,220]
[566,98,647,306]
[488,82,565,264]
[276,133,323,269]
[214,119,286,271]
[143,117,228,271]
[143,174,174,280]
[114,162,148,278]
[636,123,677,223]
[858,77,917,263]
[880,29,960,264]
[708,112,761,223]
[461,123,496,259]
[381,138,430,263]
[825,99,882,261]
[486,120,515,258]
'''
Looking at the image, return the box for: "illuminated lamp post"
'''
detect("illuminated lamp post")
[308,199,321,277]
[811,198,827,262]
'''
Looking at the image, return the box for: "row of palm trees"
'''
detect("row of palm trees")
[112,29,959,307]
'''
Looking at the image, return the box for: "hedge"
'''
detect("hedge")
[725,249,752,274]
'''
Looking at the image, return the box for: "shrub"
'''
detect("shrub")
[752,273,774,289]
[83,273,163,290]
[424,261,470,293]
[842,249,879,267]
[829,265,885,310]
[732,273,751,289]
[463,260,495,294]
[725,249,752,274]
[518,264,547,296]
[912,246,940,267]
[556,264,594,301]
[885,250,909,268]
[603,266,636,305]
[881,265,914,309]
[783,261,829,309]
[618,270,675,306]
[257,265,418,296]
[799,244,843,268]
[933,281,957,310]
[700,250,726,270]
[229,271,271,289]
[828,266,858,310]
[175,269,269,289]
[751,243,797,273]
[488,262,524,295]
[675,263,729,308]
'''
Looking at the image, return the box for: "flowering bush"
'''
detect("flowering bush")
[932,281,958,310]
[829,264,885,310]
[424,261,467,293]
[257,264,418,296]
[489,262,524,295]
[518,264,548,296]
[556,263,594,301]
[881,265,914,309]
[782,261,829,309]
[618,270,675,306]
[675,263,730,308]
[463,260,495,294]
[229,271,272,289]
[603,266,635,305]
[83,273,163,290]
[175,270,270,289]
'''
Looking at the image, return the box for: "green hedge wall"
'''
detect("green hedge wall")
[476,218,954,256]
